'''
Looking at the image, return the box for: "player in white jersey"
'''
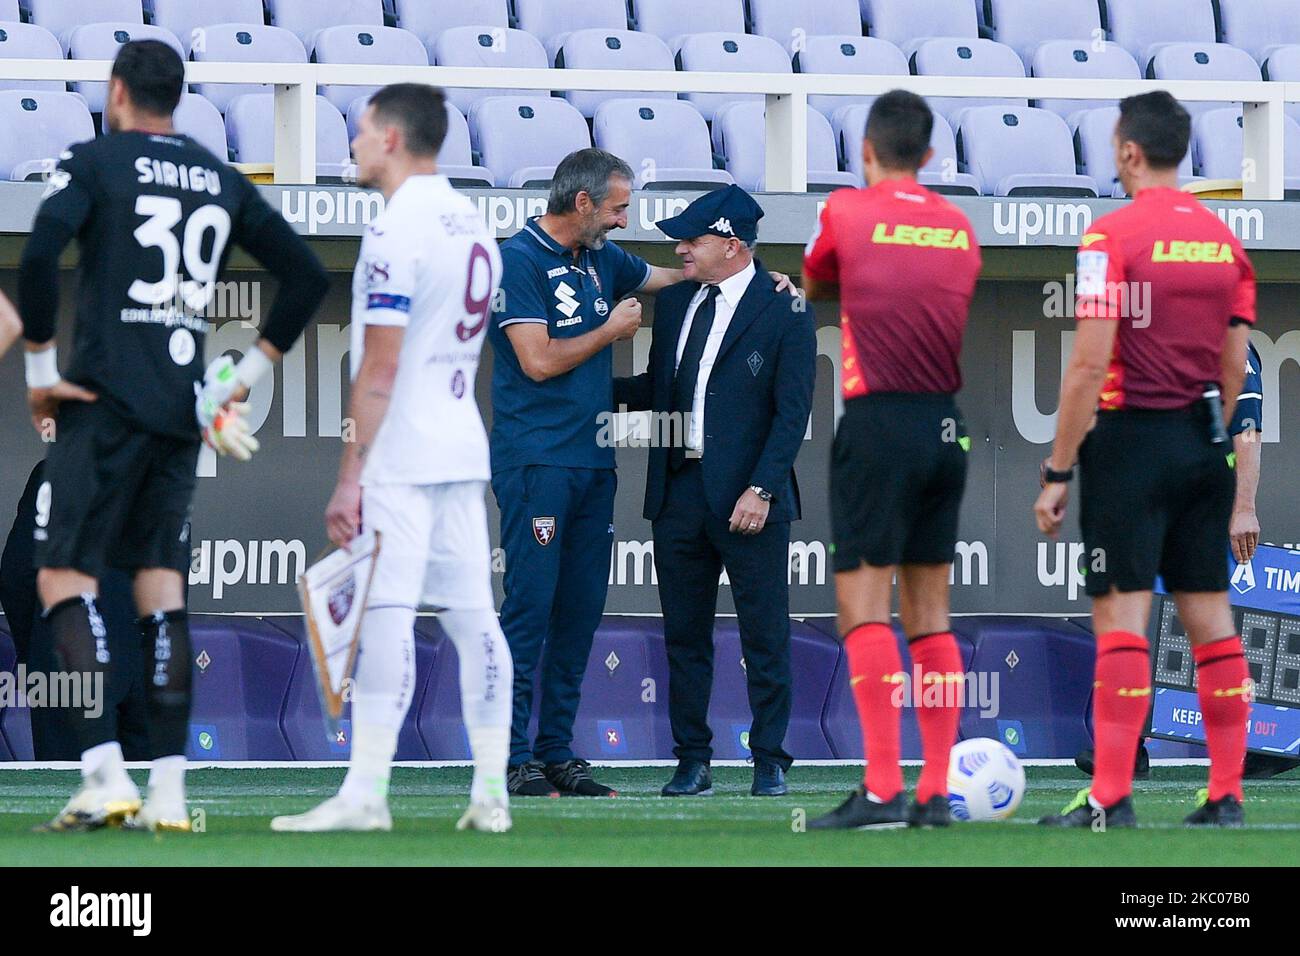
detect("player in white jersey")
[272,84,513,834]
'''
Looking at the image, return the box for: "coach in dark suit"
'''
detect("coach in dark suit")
[614,186,816,797]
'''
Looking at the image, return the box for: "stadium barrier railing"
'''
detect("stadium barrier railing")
[0,59,1293,197]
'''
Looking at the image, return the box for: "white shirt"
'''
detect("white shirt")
[673,260,756,452]
[350,174,503,486]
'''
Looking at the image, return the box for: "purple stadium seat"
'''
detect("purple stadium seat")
[1263,46,1300,123]
[795,35,908,122]
[1106,0,1217,73]
[472,96,591,187]
[0,0,17,21]
[346,96,493,186]
[434,26,549,117]
[99,89,228,159]
[629,0,745,51]
[28,0,142,53]
[514,0,629,66]
[191,24,307,115]
[911,38,1027,129]
[313,25,428,114]
[1193,107,1300,192]
[836,104,981,193]
[185,618,299,760]
[557,28,675,119]
[225,93,353,180]
[712,101,858,191]
[1075,106,1195,197]
[1030,40,1140,123]
[0,90,94,181]
[676,32,792,122]
[593,98,734,189]
[862,0,978,56]
[1149,43,1262,119]
[393,0,509,60]
[150,0,267,55]
[264,0,384,53]
[988,0,1101,69]
[0,620,30,761]
[748,0,863,54]
[1218,0,1300,66]
[958,104,1098,196]
[0,22,64,95]
[68,23,185,114]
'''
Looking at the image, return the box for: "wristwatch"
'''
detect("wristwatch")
[1041,463,1075,484]
[749,485,774,502]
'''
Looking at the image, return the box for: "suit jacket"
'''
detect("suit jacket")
[614,263,817,523]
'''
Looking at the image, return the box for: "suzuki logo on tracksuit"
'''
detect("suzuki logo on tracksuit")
[554,281,581,318]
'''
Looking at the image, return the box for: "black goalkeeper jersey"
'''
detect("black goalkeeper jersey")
[33,130,283,438]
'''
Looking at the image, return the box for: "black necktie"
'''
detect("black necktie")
[669,284,720,471]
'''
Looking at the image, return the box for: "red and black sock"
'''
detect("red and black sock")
[1193,636,1249,803]
[909,631,963,804]
[1090,630,1151,808]
[844,622,903,802]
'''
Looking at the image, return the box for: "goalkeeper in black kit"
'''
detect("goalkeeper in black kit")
[17,40,328,832]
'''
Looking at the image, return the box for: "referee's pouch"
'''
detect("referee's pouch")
[1196,384,1230,445]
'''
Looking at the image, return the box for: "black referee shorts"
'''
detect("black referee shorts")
[34,400,199,579]
[1079,408,1235,597]
[830,393,969,572]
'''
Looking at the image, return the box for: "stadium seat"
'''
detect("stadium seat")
[988,0,1102,69]
[1193,106,1300,192]
[173,92,229,159]
[150,0,267,55]
[1218,0,1300,66]
[862,0,978,56]
[675,32,792,123]
[1105,0,1217,73]
[264,0,384,53]
[836,104,981,193]
[1149,43,1261,119]
[0,621,33,761]
[958,105,1098,196]
[346,96,494,187]
[748,0,863,53]
[911,38,1027,129]
[795,35,908,122]
[0,0,17,22]
[191,24,307,115]
[557,28,675,119]
[68,23,185,114]
[593,98,734,189]
[712,101,858,191]
[1263,46,1300,123]
[313,24,428,114]
[434,26,550,117]
[0,90,94,181]
[0,22,64,95]
[514,0,629,66]
[225,92,353,180]
[27,0,143,53]
[472,96,591,187]
[1030,41,1140,123]
[1074,105,1194,197]
[629,0,745,51]
[392,0,509,60]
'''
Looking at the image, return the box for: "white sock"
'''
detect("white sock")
[439,608,514,805]
[338,605,416,806]
[149,755,187,804]
[82,741,124,783]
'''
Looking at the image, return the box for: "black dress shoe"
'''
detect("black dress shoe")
[808,788,908,829]
[1074,742,1150,779]
[661,760,713,796]
[1038,788,1137,828]
[751,760,789,796]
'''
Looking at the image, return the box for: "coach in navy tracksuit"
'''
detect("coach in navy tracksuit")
[614,187,816,797]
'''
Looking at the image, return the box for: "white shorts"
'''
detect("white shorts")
[362,481,495,611]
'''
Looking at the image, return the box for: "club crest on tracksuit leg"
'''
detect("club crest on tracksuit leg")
[533,516,557,546]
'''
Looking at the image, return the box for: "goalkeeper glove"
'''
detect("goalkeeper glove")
[196,356,260,460]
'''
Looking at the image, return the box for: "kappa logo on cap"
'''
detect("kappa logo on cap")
[533,516,557,546]
[711,217,733,235]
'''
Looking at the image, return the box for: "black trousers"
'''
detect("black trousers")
[651,460,793,768]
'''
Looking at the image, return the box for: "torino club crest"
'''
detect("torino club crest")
[327,573,356,626]
[533,517,556,546]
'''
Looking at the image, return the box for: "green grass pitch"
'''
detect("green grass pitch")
[1,765,1297,866]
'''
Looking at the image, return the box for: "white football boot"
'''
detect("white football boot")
[271,794,392,832]
[455,799,512,833]
[124,788,192,833]
[37,770,141,833]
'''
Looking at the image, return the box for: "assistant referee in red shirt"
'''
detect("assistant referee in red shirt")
[802,90,982,829]
[1036,92,1255,828]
